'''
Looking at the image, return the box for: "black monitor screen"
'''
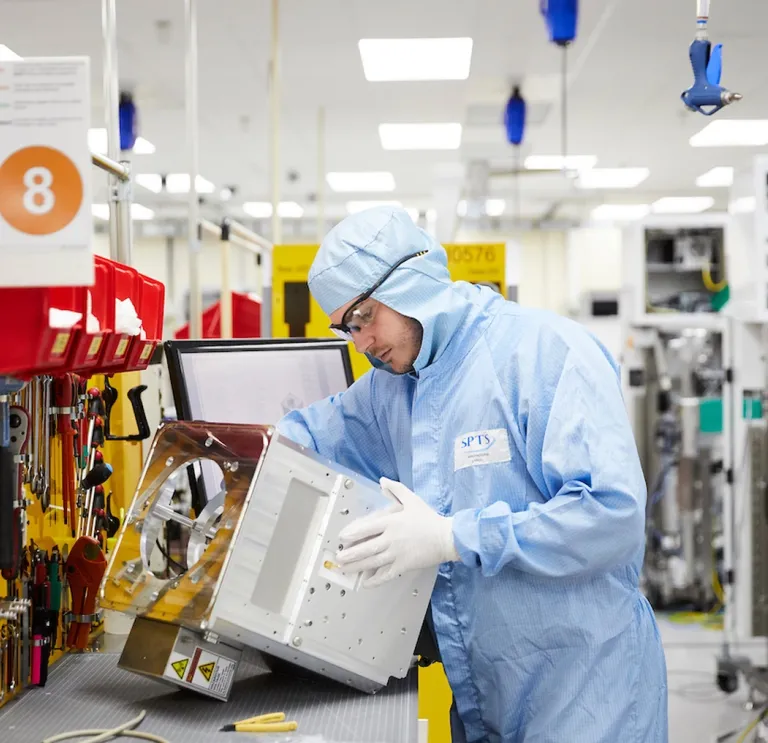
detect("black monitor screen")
[165,338,355,510]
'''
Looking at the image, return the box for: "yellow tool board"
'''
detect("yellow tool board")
[271,242,506,381]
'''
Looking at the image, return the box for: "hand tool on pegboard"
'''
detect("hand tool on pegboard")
[64,537,107,650]
[0,376,26,577]
[53,375,78,534]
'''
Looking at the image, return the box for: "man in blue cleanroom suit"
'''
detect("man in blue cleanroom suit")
[277,206,668,743]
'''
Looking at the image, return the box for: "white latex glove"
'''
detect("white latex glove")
[335,477,460,589]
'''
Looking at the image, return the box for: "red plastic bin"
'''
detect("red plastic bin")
[174,292,261,339]
[66,257,113,375]
[120,273,165,372]
[0,286,87,379]
[99,260,140,371]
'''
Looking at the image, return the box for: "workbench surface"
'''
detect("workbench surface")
[0,651,419,743]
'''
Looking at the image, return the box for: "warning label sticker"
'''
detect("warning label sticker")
[163,651,192,685]
[189,649,237,698]
[171,658,189,679]
[162,647,237,699]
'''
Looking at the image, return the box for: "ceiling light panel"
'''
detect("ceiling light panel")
[358,38,473,81]
[136,174,163,193]
[379,123,462,150]
[690,120,768,147]
[651,196,714,214]
[729,196,756,214]
[165,174,215,194]
[577,168,650,189]
[327,172,396,193]
[696,167,734,187]
[346,200,402,214]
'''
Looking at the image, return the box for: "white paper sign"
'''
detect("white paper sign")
[0,57,93,287]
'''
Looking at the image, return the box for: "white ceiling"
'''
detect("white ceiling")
[3,0,768,228]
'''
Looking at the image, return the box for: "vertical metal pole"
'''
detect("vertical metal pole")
[220,227,233,339]
[117,161,133,266]
[261,249,272,339]
[185,0,202,339]
[102,0,121,262]
[317,106,325,243]
[270,0,282,246]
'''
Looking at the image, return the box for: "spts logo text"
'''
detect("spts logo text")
[460,433,496,451]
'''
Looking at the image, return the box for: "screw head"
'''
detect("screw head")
[292,636,302,647]
[165,456,174,466]
[344,479,354,490]
[205,437,214,447]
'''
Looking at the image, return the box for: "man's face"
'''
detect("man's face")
[329,298,423,374]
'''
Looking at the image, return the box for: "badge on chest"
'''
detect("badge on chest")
[454,429,512,471]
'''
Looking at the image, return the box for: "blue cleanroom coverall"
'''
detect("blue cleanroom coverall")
[277,206,668,743]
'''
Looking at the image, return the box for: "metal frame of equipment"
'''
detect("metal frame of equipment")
[100,420,436,699]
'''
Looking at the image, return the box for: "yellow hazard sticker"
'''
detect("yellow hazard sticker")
[51,332,70,356]
[87,336,103,358]
[171,658,189,679]
[198,661,215,682]
[139,343,153,361]
[115,337,129,357]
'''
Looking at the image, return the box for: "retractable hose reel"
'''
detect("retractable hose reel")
[681,0,741,115]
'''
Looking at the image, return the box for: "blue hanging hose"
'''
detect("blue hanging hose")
[681,0,741,115]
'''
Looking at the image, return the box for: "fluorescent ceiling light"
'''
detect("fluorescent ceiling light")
[135,174,163,193]
[131,204,155,220]
[0,45,21,61]
[729,196,756,214]
[243,201,305,218]
[243,202,272,218]
[88,128,156,154]
[486,199,505,217]
[591,204,650,222]
[346,200,402,214]
[277,201,304,218]
[651,196,714,214]
[696,167,734,188]
[358,37,473,81]
[133,137,156,154]
[91,204,110,220]
[525,155,597,171]
[165,174,215,194]
[379,123,462,150]
[327,172,396,193]
[457,199,506,217]
[576,168,650,189]
[92,203,154,220]
[690,120,768,147]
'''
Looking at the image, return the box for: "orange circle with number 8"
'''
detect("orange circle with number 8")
[0,145,83,235]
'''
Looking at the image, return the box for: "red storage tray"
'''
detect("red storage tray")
[0,286,87,379]
[67,256,113,375]
[99,260,140,371]
[174,292,261,339]
[120,273,165,372]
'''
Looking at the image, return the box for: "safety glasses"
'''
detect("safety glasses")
[329,251,426,342]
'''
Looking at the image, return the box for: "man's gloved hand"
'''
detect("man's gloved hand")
[335,477,460,589]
